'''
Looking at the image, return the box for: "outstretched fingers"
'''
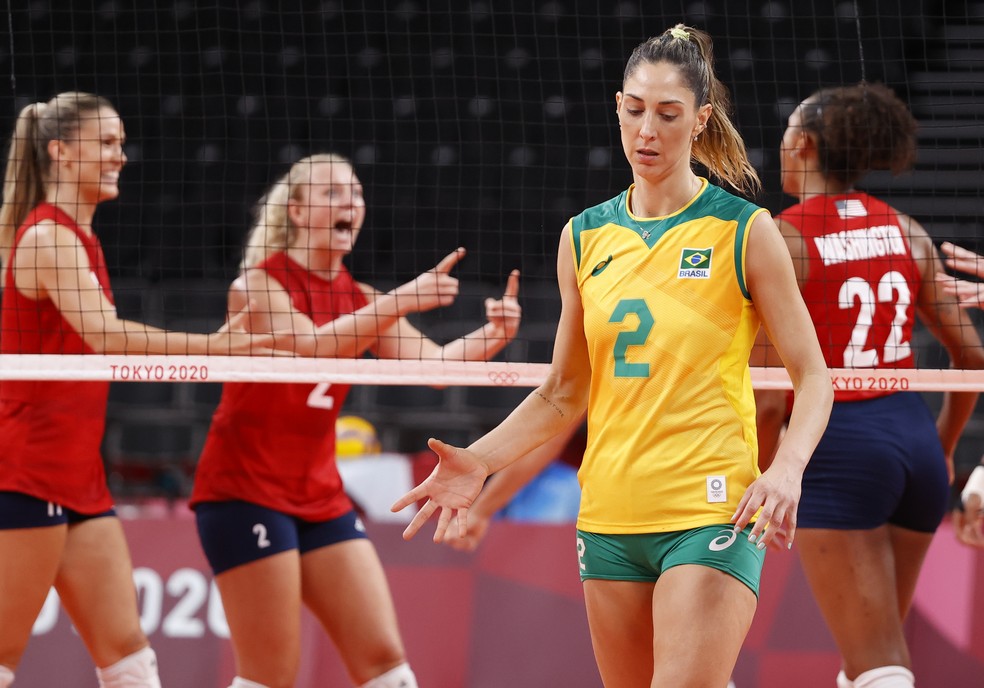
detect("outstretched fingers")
[401,499,438,541]
[941,241,984,279]
[732,484,798,551]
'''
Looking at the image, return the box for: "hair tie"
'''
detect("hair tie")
[669,27,690,41]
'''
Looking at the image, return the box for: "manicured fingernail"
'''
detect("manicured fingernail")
[757,540,766,550]
[748,533,757,543]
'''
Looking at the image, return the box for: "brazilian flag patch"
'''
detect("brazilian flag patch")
[678,247,713,279]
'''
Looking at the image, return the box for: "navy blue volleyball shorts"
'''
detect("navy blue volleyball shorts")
[798,392,948,533]
[194,501,368,575]
[0,491,115,529]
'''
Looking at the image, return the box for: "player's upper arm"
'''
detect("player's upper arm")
[15,221,121,341]
[746,213,825,384]
[903,212,984,369]
[775,217,809,288]
[541,224,591,411]
[235,267,308,334]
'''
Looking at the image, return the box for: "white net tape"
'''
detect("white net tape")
[1,355,983,391]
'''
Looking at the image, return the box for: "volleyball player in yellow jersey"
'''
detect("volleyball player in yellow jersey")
[394,24,833,687]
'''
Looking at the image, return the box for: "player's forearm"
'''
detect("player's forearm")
[439,323,514,362]
[305,295,408,358]
[773,370,833,472]
[937,391,979,457]
[470,381,586,475]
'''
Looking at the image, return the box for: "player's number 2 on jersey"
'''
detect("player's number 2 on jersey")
[609,299,653,378]
[307,382,335,409]
[839,271,912,367]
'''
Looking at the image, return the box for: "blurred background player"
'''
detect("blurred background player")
[0,92,262,688]
[936,241,984,549]
[754,82,984,688]
[189,153,521,688]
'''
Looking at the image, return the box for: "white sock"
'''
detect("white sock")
[359,662,418,688]
[0,665,13,688]
[837,669,855,688]
[229,679,269,688]
[96,646,162,688]
[853,666,914,688]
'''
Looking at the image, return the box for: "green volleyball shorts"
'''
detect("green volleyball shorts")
[576,524,766,596]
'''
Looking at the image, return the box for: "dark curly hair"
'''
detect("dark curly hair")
[799,82,917,187]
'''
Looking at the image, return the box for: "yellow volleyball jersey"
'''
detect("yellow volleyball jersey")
[571,180,766,534]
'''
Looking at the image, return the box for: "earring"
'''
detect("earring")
[693,135,698,141]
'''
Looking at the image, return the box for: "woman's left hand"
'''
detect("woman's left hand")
[484,270,522,340]
[732,462,803,551]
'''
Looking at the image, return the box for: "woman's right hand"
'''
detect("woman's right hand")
[205,307,274,354]
[391,437,489,542]
[954,494,984,548]
[937,241,984,309]
[391,248,465,315]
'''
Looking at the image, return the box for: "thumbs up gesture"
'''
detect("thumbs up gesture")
[391,248,466,315]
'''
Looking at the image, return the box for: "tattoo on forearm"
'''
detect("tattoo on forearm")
[535,391,565,417]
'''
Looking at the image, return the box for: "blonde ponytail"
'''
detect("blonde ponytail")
[0,92,113,265]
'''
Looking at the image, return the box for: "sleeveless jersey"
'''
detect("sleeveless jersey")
[0,203,115,513]
[572,180,765,534]
[778,193,919,402]
[190,253,368,520]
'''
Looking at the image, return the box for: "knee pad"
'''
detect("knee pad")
[837,669,855,688]
[96,646,162,688]
[359,662,418,688]
[853,666,914,688]
[0,665,13,688]
[229,679,270,688]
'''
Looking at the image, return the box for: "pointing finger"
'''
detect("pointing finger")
[502,269,521,299]
[434,247,466,274]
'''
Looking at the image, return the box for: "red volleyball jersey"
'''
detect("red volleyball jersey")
[0,203,115,512]
[190,253,368,520]
[779,193,920,401]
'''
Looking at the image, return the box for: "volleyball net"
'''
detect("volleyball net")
[3,5,984,441]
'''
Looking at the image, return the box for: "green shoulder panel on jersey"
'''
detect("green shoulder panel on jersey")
[570,191,628,269]
[696,185,765,301]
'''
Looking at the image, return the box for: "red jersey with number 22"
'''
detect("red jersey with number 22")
[779,192,920,401]
[0,203,115,513]
[191,252,368,520]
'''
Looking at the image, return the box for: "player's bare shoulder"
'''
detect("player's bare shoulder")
[894,209,934,264]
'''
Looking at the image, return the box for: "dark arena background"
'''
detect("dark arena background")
[3,2,984,686]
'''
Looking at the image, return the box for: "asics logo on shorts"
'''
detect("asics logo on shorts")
[707,528,738,552]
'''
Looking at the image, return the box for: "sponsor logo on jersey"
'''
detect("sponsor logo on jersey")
[591,255,614,276]
[678,247,712,278]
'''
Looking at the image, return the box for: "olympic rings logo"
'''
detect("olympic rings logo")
[488,371,520,386]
